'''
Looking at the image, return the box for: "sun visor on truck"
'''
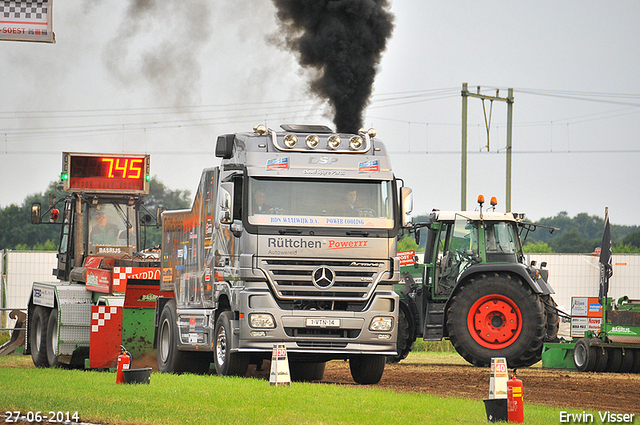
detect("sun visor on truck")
[215,134,236,159]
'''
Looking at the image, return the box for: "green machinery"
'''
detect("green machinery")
[543,296,640,372]
[393,196,560,368]
[542,208,640,373]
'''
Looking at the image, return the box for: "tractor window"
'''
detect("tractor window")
[88,203,138,255]
[435,215,479,295]
[485,222,519,263]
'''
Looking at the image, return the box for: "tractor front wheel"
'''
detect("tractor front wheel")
[446,273,546,367]
[387,306,414,364]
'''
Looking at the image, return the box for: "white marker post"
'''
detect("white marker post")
[489,357,508,399]
[269,343,291,386]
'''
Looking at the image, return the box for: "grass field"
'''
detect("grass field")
[0,354,592,425]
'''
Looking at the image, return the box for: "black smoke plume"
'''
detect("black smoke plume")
[272,0,394,133]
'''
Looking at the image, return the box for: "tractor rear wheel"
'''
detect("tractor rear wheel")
[446,273,546,367]
[541,295,559,342]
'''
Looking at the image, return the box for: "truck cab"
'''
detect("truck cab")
[157,124,413,384]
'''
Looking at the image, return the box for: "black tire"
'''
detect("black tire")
[573,338,596,372]
[157,299,190,373]
[592,341,608,372]
[618,348,635,373]
[631,349,640,373]
[289,362,326,382]
[29,306,50,368]
[349,354,386,385]
[605,347,623,373]
[446,273,546,368]
[214,311,249,377]
[46,307,61,367]
[387,306,414,364]
[541,295,559,342]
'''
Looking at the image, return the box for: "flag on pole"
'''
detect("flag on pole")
[598,207,613,301]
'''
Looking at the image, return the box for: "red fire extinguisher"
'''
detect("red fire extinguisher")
[507,369,524,423]
[116,345,131,384]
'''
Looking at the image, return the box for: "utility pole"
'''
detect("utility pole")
[461,83,514,212]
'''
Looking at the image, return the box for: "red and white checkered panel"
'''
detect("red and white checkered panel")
[89,306,122,369]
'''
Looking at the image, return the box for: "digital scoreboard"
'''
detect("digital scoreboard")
[62,152,151,194]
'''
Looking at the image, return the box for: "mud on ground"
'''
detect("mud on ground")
[318,357,640,415]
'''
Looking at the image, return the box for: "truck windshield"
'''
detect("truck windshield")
[248,177,395,229]
[87,203,138,255]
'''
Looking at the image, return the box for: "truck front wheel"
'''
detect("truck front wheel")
[29,306,49,367]
[214,311,249,377]
[446,273,546,367]
[349,354,386,384]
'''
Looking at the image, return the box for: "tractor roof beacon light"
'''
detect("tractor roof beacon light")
[477,194,485,220]
[490,196,498,211]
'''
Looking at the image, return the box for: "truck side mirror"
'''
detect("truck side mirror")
[156,207,166,227]
[31,203,42,224]
[219,189,233,224]
[231,219,243,238]
[415,228,420,245]
[215,134,235,159]
[400,187,413,227]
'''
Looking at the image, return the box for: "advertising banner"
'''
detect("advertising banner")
[0,0,54,43]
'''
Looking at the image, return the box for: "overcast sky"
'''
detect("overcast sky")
[1,1,639,226]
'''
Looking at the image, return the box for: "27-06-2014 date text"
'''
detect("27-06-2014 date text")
[4,411,79,423]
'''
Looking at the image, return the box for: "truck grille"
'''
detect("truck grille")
[261,258,387,301]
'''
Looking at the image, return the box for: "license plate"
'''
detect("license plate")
[306,318,340,328]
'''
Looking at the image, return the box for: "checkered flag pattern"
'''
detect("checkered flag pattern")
[1,1,49,20]
[113,267,132,291]
[91,306,118,333]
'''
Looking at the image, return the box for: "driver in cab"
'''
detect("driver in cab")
[337,189,363,217]
[90,212,123,244]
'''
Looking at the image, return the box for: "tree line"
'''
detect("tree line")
[398,211,640,254]
[0,177,191,251]
[3,181,639,255]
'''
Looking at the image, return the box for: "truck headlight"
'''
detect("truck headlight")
[283,134,298,148]
[327,135,341,149]
[249,313,276,329]
[369,316,393,331]
[349,135,363,150]
[306,134,319,149]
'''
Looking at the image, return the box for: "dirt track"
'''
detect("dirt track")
[319,357,640,415]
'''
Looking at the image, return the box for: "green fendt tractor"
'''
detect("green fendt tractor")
[393,196,559,367]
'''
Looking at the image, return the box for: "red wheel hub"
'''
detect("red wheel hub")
[467,294,522,349]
